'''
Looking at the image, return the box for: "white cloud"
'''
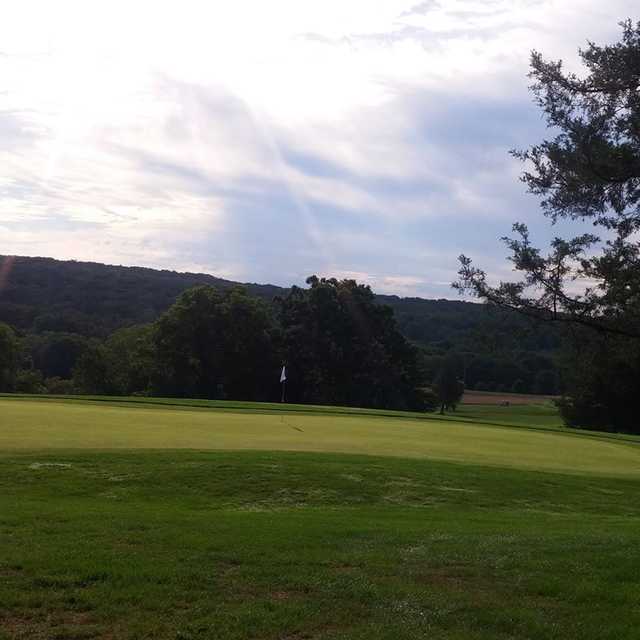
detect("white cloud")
[1,0,638,295]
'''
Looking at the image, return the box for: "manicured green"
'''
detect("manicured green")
[1,397,639,639]
[2,398,640,476]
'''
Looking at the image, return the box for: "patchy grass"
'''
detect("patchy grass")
[1,397,639,639]
[1,451,640,639]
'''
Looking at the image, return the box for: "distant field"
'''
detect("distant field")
[1,396,639,639]
[462,390,556,405]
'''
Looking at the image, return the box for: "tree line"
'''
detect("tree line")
[0,277,435,411]
[0,255,562,396]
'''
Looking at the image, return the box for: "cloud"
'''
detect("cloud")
[400,1,441,17]
[1,0,638,297]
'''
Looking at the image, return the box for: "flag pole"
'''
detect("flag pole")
[280,364,287,403]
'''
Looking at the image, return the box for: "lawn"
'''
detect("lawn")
[1,397,639,639]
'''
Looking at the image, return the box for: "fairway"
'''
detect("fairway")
[2,397,640,640]
[2,398,640,476]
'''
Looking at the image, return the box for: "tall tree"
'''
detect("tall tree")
[277,276,428,411]
[434,357,464,414]
[556,333,640,433]
[106,325,155,395]
[153,286,278,400]
[454,21,640,432]
[28,333,88,379]
[455,21,640,338]
[0,322,19,392]
[73,341,119,395]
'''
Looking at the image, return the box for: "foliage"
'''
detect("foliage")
[0,255,281,337]
[456,21,640,338]
[43,376,77,395]
[277,276,430,411]
[0,322,19,391]
[105,325,155,395]
[25,332,88,379]
[73,341,120,395]
[434,356,464,413]
[455,21,640,431]
[13,368,45,393]
[0,254,562,407]
[0,255,562,391]
[153,286,279,400]
[556,334,640,433]
[533,369,558,395]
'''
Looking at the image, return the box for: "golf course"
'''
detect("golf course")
[1,396,639,639]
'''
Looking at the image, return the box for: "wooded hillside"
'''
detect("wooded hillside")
[0,255,561,394]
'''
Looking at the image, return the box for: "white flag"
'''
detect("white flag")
[280,366,287,383]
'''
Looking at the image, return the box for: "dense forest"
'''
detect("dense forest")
[0,255,561,400]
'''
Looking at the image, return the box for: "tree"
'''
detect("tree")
[73,341,119,395]
[13,369,45,394]
[277,276,429,411]
[555,333,640,433]
[434,357,464,414]
[29,333,87,379]
[106,325,155,395]
[0,322,19,392]
[533,369,557,395]
[455,21,640,338]
[153,286,278,400]
[454,21,640,431]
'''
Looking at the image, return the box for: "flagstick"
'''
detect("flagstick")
[280,364,287,403]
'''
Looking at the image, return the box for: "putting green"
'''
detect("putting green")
[2,398,639,477]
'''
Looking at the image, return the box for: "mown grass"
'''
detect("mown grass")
[450,403,563,429]
[0,393,563,428]
[1,393,628,441]
[2,398,640,476]
[0,397,639,639]
[2,451,640,640]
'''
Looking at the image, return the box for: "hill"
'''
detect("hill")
[0,255,556,346]
[0,255,283,336]
[0,255,562,392]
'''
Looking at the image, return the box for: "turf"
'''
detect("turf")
[1,398,639,477]
[1,397,639,639]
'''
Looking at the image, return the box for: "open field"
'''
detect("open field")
[1,396,639,639]
[461,390,556,405]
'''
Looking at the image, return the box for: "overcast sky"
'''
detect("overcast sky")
[1,1,637,297]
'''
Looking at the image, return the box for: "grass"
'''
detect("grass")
[449,403,564,429]
[1,396,639,639]
[1,398,639,476]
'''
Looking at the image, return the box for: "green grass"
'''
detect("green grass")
[449,402,563,429]
[1,397,639,639]
[1,398,639,476]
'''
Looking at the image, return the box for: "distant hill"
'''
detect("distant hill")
[0,254,560,356]
[0,255,284,336]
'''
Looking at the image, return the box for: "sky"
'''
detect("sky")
[1,1,638,298]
